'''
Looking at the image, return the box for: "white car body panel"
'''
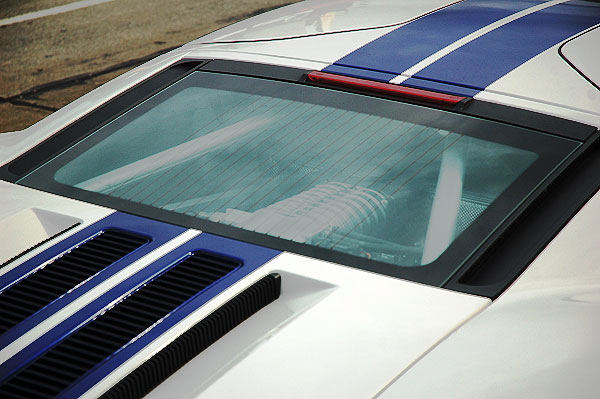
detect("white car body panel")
[193,0,460,43]
[0,181,113,273]
[1,1,599,397]
[0,184,491,399]
[476,41,600,127]
[184,25,397,67]
[561,26,600,89]
[138,253,489,399]
[379,188,600,398]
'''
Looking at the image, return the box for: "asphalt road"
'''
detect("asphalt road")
[0,0,298,133]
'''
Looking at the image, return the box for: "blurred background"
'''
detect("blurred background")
[0,0,298,133]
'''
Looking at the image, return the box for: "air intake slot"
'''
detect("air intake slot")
[0,251,243,399]
[0,229,149,335]
[101,273,281,399]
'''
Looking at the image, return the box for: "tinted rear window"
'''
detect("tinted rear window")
[19,70,579,285]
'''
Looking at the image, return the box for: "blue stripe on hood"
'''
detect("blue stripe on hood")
[408,1,600,91]
[0,212,184,352]
[325,0,600,96]
[61,232,279,398]
[0,213,279,395]
[325,0,539,78]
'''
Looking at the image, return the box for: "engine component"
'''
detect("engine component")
[209,182,389,243]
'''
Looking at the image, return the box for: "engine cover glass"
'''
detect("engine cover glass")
[20,70,578,284]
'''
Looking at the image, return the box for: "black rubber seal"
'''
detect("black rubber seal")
[444,133,600,298]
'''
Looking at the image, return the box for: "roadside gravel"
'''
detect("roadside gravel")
[0,0,298,132]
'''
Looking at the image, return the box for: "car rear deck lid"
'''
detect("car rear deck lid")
[0,208,81,267]
[192,0,460,43]
[560,26,600,90]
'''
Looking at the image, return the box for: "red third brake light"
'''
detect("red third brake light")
[307,71,467,106]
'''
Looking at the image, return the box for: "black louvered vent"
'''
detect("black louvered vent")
[102,273,281,399]
[0,229,148,335]
[0,251,242,399]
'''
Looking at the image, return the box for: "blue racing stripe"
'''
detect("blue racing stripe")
[0,212,184,350]
[401,77,481,97]
[60,233,279,398]
[0,229,279,396]
[411,0,600,91]
[0,213,185,380]
[323,64,398,83]
[324,0,539,79]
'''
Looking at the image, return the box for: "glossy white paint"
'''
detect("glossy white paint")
[0,181,113,275]
[0,229,200,366]
[193,0,460,43]
[1,2,599,396]
[561,26,600,89]
[85,253,490,399]
[476,41,600,128]
[184,25,396,67]
[378,189,600,399]
[0,208,81,265]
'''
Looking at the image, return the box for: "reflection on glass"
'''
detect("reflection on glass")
[56,73,538,266]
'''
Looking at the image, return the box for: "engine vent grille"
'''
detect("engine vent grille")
[100,273,281,399]
[0,251,241,399]
[0,229,148,335]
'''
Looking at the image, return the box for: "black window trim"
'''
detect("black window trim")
[2,60,209,180]
[1,59,598,299]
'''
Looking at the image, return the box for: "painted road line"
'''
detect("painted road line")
[0,0,115,27]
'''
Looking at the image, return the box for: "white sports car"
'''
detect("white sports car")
[1,0,599,398]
